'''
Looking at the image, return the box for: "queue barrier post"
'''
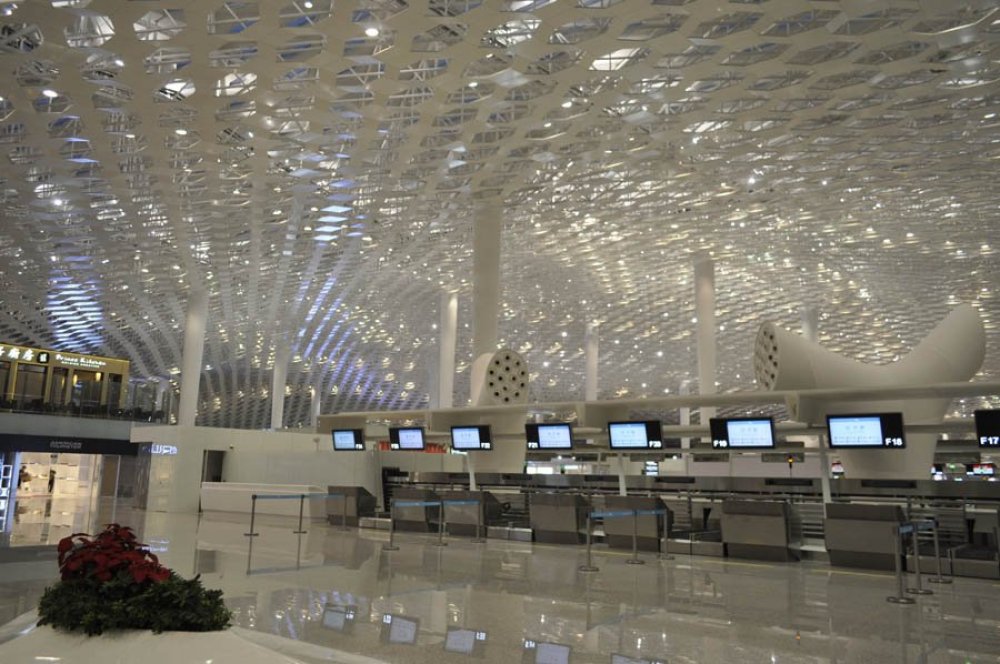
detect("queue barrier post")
[907,520,933,596]
[626,510,644,565]
[659,509,674,561]
[434,500,448,547]
[579,513,599,572]
[383,499,399,551]
[927,518,952,585]
[887,523,916,605]
[244,494,260,537]
[293,494,308,535]
[341,494,349,531]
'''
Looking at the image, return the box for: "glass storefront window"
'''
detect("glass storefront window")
[72,370,103,413]
[0,361,10,404]
[49,367,69,407]
[13,364,46,411]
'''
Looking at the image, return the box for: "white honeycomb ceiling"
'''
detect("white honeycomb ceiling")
[0,0,998,428]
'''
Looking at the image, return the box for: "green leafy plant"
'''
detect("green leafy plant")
[37,523,231,636]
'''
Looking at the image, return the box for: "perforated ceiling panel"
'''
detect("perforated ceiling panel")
[0,0,998,428]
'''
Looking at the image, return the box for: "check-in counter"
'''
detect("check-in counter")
[390,487,441,533]
[721,499,794,562]
[441,490,502,538]
[601,495,670,552]
[326,486,377,527]
[825,502,905,570]
[952,508,1000,579]
[530,493,590,544]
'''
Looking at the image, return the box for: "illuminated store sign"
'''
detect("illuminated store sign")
[0,343,123,371]
[151,444,179,456]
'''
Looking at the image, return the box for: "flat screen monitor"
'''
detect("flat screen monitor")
[608,421,663,450]
[444,628,488,655]
[388,426,425,451]
[321,605,356,632]
[709,417,775,449]
[451,425,493,451]
[975,409,1000,448]
[523,640,571,664]
[525,423,573,450]
[827,413,905,449]
[332,429,365,451]
[381,614,419,645]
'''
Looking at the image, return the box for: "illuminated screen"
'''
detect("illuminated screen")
[332,429,365,451]
[526,423,573,450]
[523,640,571,664]
[389,427,425,451]
[322,606,355,631]
[451,425,493,451]
[710,417,775,449]
[382,614,419,644]
[444,628,487,655]
[608,421,662,450]
[827,413,905,449]
[975,409,1000,448]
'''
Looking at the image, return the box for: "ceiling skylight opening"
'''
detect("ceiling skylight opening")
[365,26,380,37]
[590,47,647,71]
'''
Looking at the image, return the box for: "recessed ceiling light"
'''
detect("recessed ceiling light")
[561,100,572,108]
[42,89,58,98]
[468,81,478,88]
[174,128,188,136]
[365,26,380,37]
[303,0,313,7]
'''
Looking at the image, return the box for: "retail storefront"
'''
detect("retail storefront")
[0,434,148,546]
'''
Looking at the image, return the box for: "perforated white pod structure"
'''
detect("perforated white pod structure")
[753,304,986,478]
[470,348,529,407]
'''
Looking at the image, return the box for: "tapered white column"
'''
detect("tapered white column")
[310,373,323,430]
[584,323,599,401]
[801,306,819,343]
[270,346,290,430]
[472,206,502,361]
[438,291,458,408]
[694,257,717,423]
[178,289,208,427]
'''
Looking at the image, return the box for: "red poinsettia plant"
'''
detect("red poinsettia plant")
[57,523,170,585]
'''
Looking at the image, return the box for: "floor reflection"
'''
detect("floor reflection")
[2,508,1000,663]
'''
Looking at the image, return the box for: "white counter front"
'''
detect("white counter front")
[199,482,328,519]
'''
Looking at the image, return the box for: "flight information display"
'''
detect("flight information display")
[975,409,1000,448]
[381,614,419,644]
[710,417,775,449]
[522,640,571,664]
[332,429,365,451]
[827,413,906,448]
[444,628,488,655]
[389,426,425,451]
[321,605,357,632]
[526,423,573,450]
[451,425,493,451]
[608,421,663,450]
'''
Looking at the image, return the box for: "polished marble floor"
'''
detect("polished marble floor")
[2,508,999,663]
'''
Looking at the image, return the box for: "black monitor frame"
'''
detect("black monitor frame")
[974,409,1000,448]
[826,413,906,449]
[709,416,776,450]
[450,424,493,451]
[332,428,366,451]
[525,422,574,450]
[607,420,663,450]
[388,426,426,451]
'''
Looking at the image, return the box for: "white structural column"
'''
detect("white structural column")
[694,257,717,423]
[309,373,323,430]
[270,346,291,430]
[801,306,819,343]
[584,323,599,401]
[438,291,459,408]
[472,205,502,361]
[178,289,208,427]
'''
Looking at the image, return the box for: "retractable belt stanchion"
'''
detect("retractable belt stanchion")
[579,513,599,572]
[471,499,486,543]
[927,518,952,585]
[659,508,674,561]
[293,494,308,535]
[887,523,916,605]
[244,494,260,537]
[434,499,448,547]
[626,510,644,565]
[907,521,933,596]
[341,494,349,532]
[383,499,399,551]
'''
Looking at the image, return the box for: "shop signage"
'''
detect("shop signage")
[151,444,179,456]
[0,434,139,456]
[53,352,107,369]
[0,345,49,363]
[0,343,121,371]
